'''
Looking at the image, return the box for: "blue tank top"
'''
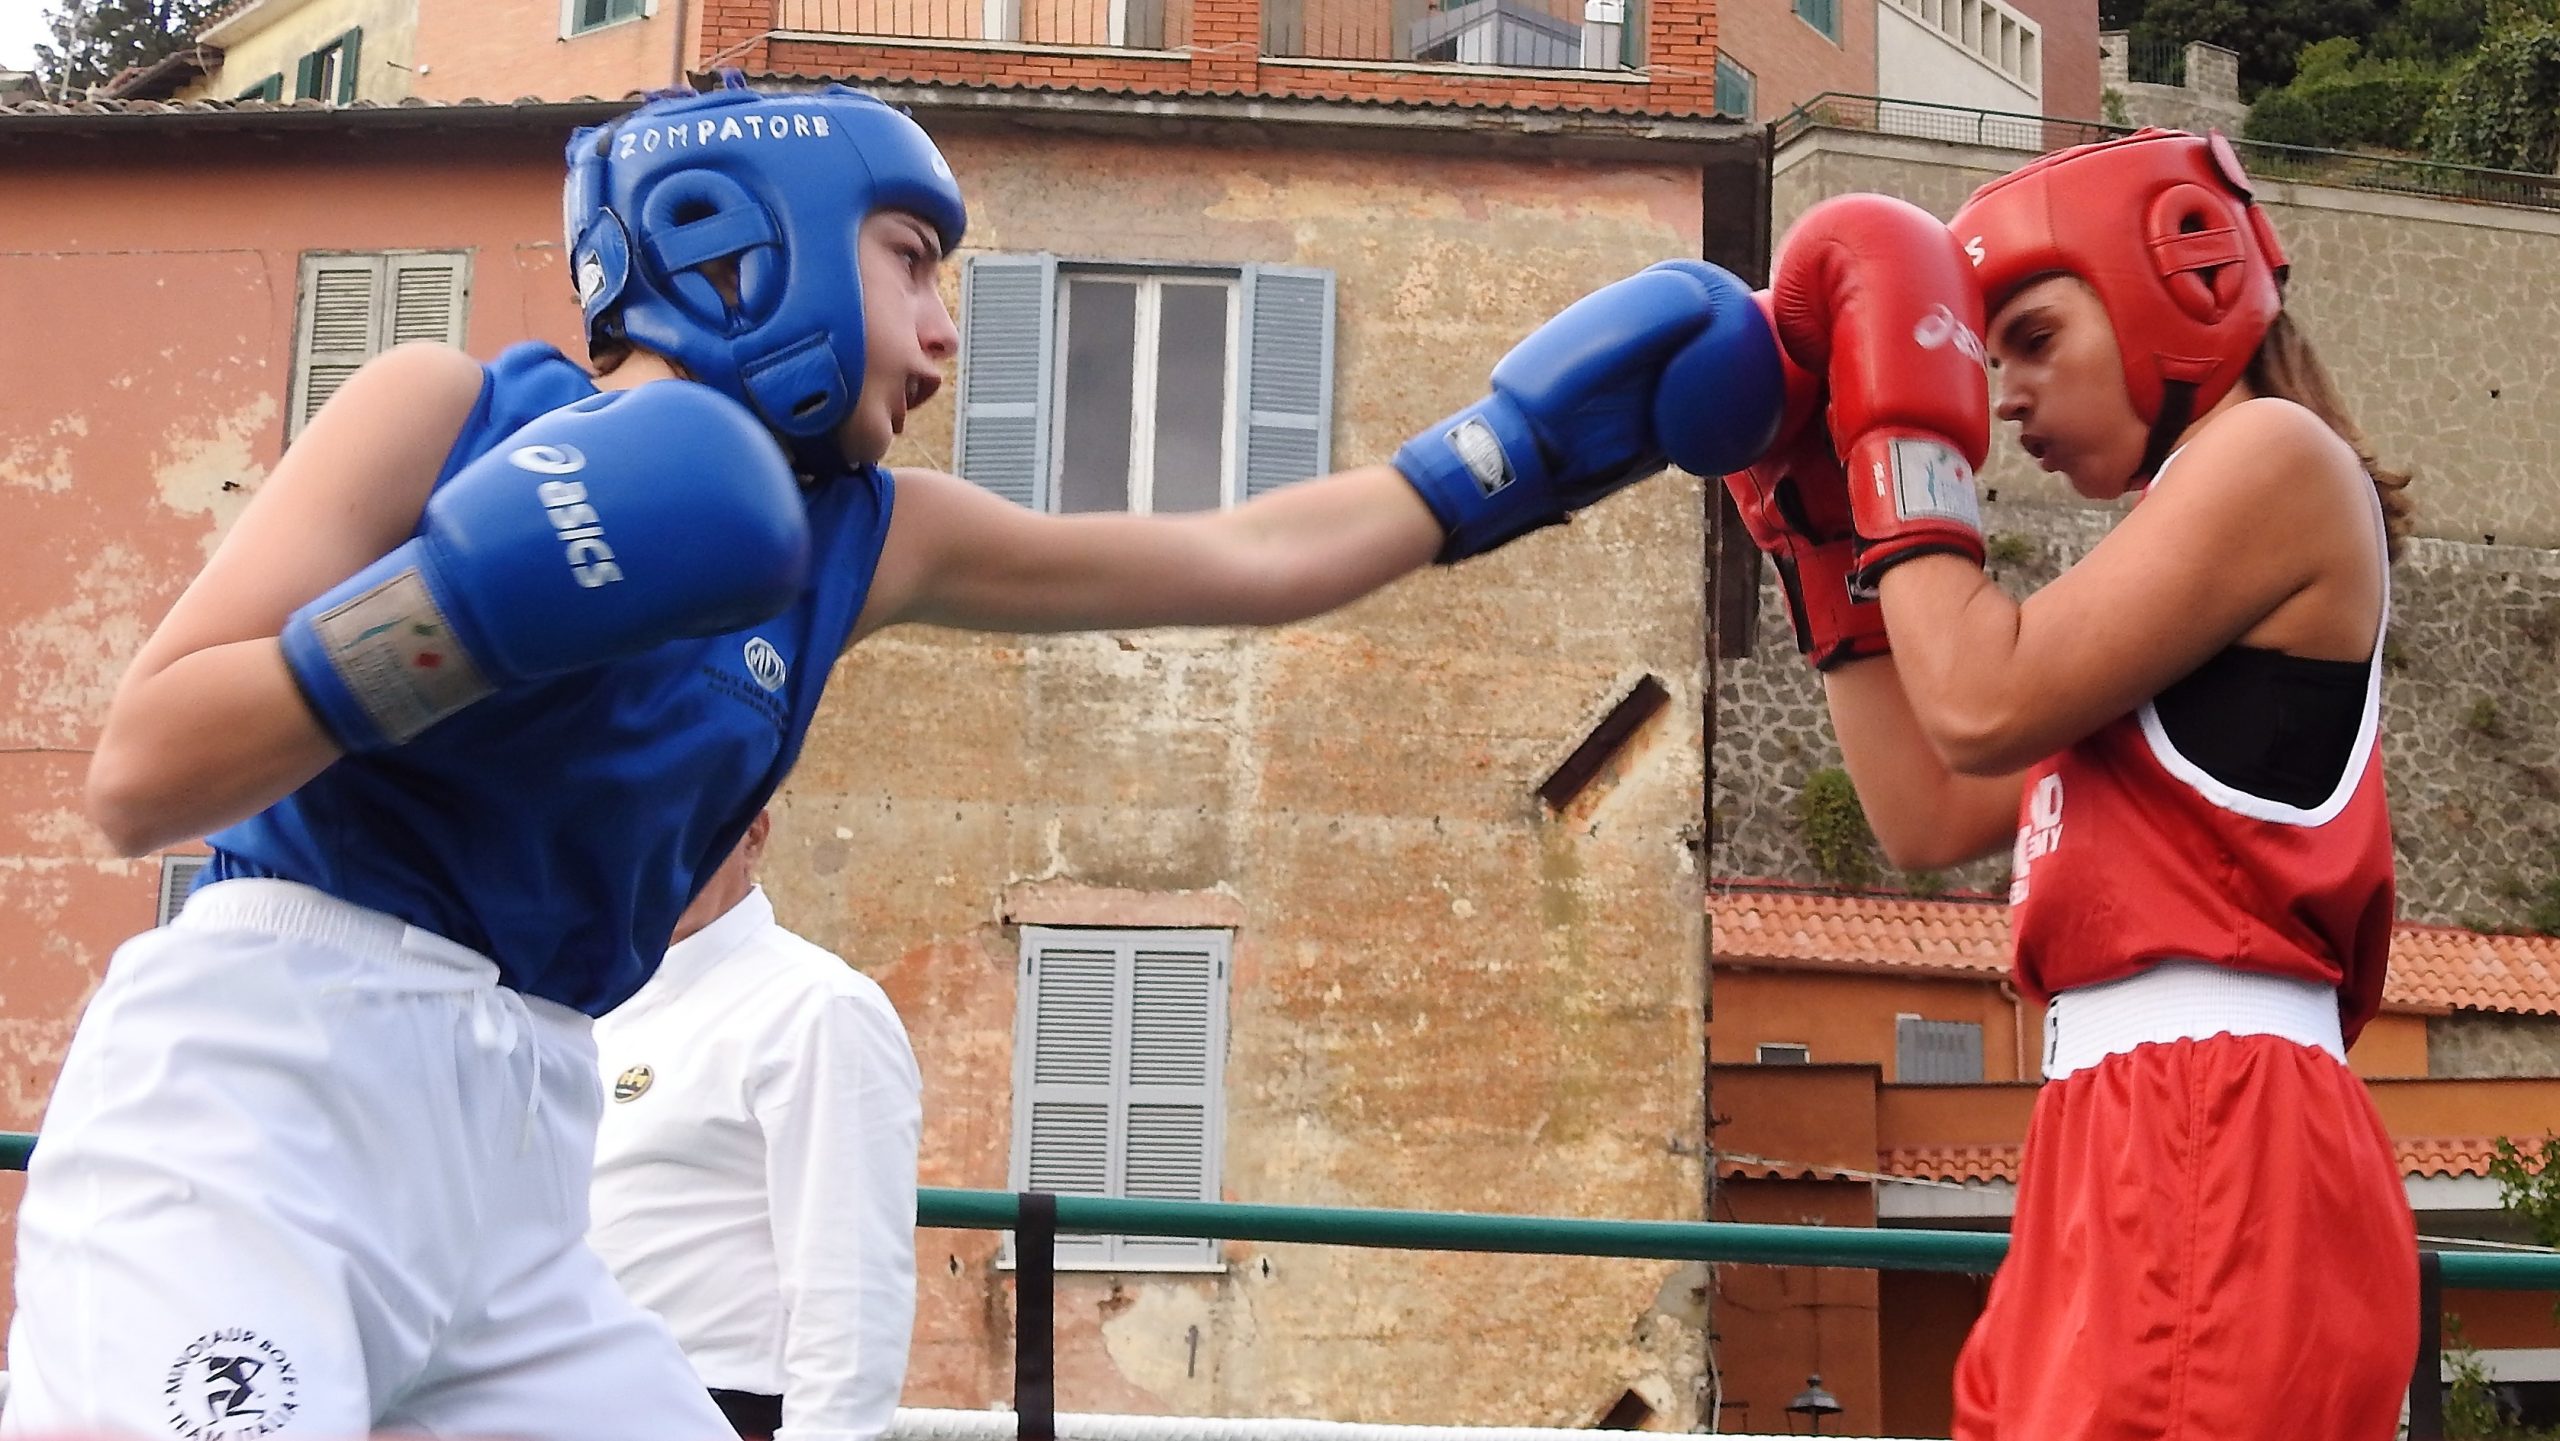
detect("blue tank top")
[206,343,891,1015]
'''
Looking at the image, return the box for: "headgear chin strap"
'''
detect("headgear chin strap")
[564,78,968,472]
[1952,128,2288,483]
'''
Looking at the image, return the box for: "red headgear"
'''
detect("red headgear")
[1951,128,2288,479]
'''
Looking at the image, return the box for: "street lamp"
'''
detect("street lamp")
[1786,1375,1843,1435]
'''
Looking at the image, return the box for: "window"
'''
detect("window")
[237,72,283,101]
[1010,927,1229,1269]
[294,28,361,103]
[157,855,210,927]
[1714,52,1754,119]
[1896,1017,1985,1083]
[1757,1042,1811,1064]
[955,255,1334,514]
[290,252,472,439]
[1793,0,1841,43]
[567,0,652,35]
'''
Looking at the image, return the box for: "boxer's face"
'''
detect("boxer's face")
[1987,275,2146,500]
[837,210,960,466]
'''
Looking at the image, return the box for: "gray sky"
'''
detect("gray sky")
[0,1,49,71]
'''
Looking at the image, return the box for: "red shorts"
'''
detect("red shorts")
[1953,1033,2417,1441]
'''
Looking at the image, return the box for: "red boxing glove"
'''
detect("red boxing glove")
[1720,302,1886,670]
[1769,193,1992,593]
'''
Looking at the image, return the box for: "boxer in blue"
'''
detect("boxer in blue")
[11,79,1784,1439]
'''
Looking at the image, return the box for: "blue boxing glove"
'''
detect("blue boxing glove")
[282,382,811,752]
[1394,259,1784,563]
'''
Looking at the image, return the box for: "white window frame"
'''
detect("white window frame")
[1757,1042,1812,1064]
[562,0,657,39]
[1007,926,1231,1272]
[1049,268,1243,515]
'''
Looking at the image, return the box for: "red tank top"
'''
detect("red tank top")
[2007,474,2396,1043]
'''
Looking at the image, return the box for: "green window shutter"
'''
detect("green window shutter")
[290,254,385,438]
[294,50,322,99]
[1235,264,1334,499]
[954,252,1058,510]
[337,28,362,102]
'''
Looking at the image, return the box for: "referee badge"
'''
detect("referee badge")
[613,1064,655,1102]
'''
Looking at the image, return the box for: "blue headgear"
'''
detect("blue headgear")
[564,79,968,470]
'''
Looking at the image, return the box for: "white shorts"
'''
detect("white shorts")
[3,879,729,1441]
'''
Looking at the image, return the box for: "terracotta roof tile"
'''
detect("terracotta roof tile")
[1709,890,2560,1016]
[1879,1144,2021,1184]
[1880,1138,2510,1182]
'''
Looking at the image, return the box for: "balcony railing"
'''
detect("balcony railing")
[1262,0,1646,70]
[775,0,1648,64]
[778,0,1187,49]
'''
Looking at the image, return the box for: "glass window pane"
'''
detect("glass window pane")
[1149,283,1230,514]
[1056,278,1138,514]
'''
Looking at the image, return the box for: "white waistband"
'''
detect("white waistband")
[2041,961,2345,1081]
[179,877,503,995]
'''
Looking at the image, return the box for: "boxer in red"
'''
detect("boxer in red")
[1724,135,2419,1439]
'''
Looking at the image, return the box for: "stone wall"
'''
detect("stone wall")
[2429,1013,2560,1079]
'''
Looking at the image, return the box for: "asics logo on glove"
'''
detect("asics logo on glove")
[1912,304,1987,370]
[535,479,623,590]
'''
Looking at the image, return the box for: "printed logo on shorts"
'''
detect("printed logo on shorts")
[614,1063,656,1101]
[743,637,788,693]
[164,1328,300,1438]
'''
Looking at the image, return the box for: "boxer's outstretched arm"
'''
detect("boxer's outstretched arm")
[85,343,483,855]
[867,261,1784,637]
[866,462,1441,636]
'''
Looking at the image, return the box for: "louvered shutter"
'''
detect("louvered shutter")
[336,28,363,103]
[387,254,470,347]
[1012,929,1228,1268]
[1895,1017,1985,1084]
[955,253,1057,509]
[156,855,210,927]
[290,254,384,439]
[294,49,323,99]
[1235,264,1333,499]
[1014,940,1119,1266]
[1115,941,1223,1266]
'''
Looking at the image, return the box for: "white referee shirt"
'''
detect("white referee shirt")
[589,886,923,1441]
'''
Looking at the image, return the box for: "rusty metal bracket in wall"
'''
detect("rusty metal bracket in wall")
[1537,674,1671,811]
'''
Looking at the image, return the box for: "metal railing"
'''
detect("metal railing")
[1776,92,2560,213]
[0,1131,2541,1438]
[2124,33,2186,86]
[1260,0,1645,72]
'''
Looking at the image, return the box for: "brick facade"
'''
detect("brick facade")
[719,0,1723,114]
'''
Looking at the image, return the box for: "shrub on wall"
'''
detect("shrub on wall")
[2244,39,2449,152]
[1795,767,1878,890]
[2423,18,2560,171]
